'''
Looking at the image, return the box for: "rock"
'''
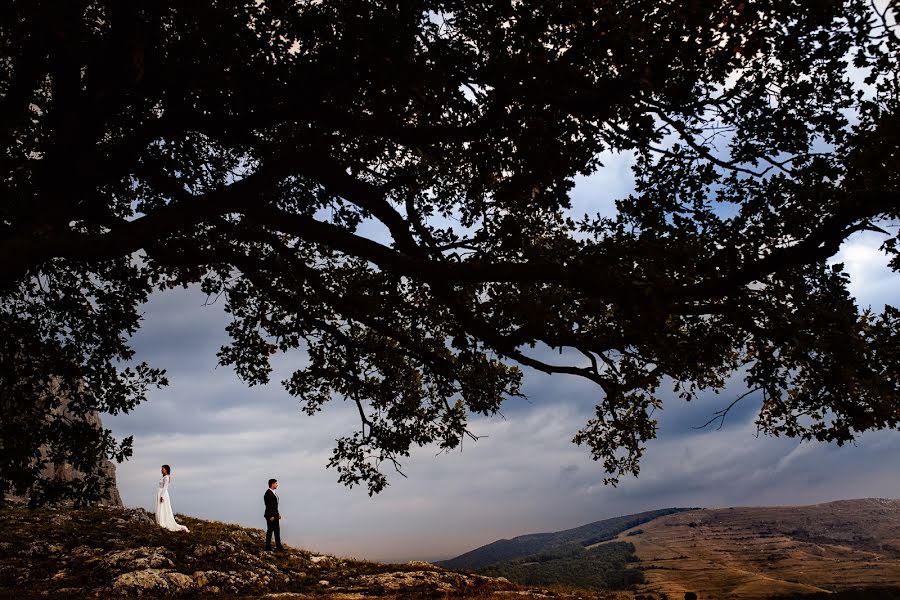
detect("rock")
[69,545,101,559]
[353,570,477,592]
[104,547,175,570]
[165,572,196,593]
[193,571,209,588]
[230,529,251,542]
[112,569,196,595]
[195,570,245,593]
[406,560,434,568]
[22,542,46,556]
[192,545,216,557]
[123,508,154,524]
[319,580,330,586]
[309,555,329,563]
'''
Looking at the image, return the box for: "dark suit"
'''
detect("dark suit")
[264,488,283,550]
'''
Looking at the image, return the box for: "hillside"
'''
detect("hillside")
[438,499,900,599]
[0,503,627,600]
[438,508,693,570]
[478,541,645,591]
[621,498,900,599]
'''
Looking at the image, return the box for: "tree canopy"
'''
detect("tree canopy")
[1,0,898,502]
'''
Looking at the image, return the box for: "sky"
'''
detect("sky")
[105,153,900,563]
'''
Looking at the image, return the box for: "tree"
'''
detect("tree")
[1,0,898,502]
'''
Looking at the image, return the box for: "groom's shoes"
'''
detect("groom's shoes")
[274,547,286,552]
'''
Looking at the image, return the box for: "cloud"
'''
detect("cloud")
[831,229,900,311]
[569,150,635,219]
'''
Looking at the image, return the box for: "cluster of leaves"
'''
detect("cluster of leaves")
[1,0,898,501]
[479,541,644,591]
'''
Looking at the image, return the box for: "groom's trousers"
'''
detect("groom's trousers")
[265,518,282,550]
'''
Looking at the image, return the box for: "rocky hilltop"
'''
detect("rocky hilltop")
[0,504,623,600]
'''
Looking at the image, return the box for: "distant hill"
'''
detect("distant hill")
[436,507,694,570]
[438,499,900,599]
[624,498,900,599]
[478,540,646,591]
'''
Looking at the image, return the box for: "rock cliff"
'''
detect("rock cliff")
[35,404,123,507]
[6,386,123,507]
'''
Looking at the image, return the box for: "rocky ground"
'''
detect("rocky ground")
[0,504,627,600]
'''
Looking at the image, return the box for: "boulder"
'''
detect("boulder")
[112,569,196,595]
[104,547,175,570]
[353,570,480,592]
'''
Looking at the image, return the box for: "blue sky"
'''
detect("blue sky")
[106,151,900,563]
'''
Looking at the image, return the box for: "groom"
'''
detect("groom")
[264,478,285,552]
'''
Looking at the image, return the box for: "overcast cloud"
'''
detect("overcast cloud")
[106,157,900,562]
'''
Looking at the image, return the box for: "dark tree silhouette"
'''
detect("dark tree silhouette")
[1,0,898,502]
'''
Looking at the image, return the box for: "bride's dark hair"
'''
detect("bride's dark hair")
[162,465,171,475]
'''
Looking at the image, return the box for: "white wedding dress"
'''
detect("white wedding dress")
[155,475,189,532]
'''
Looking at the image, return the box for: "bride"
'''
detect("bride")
[156,465,189,532]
